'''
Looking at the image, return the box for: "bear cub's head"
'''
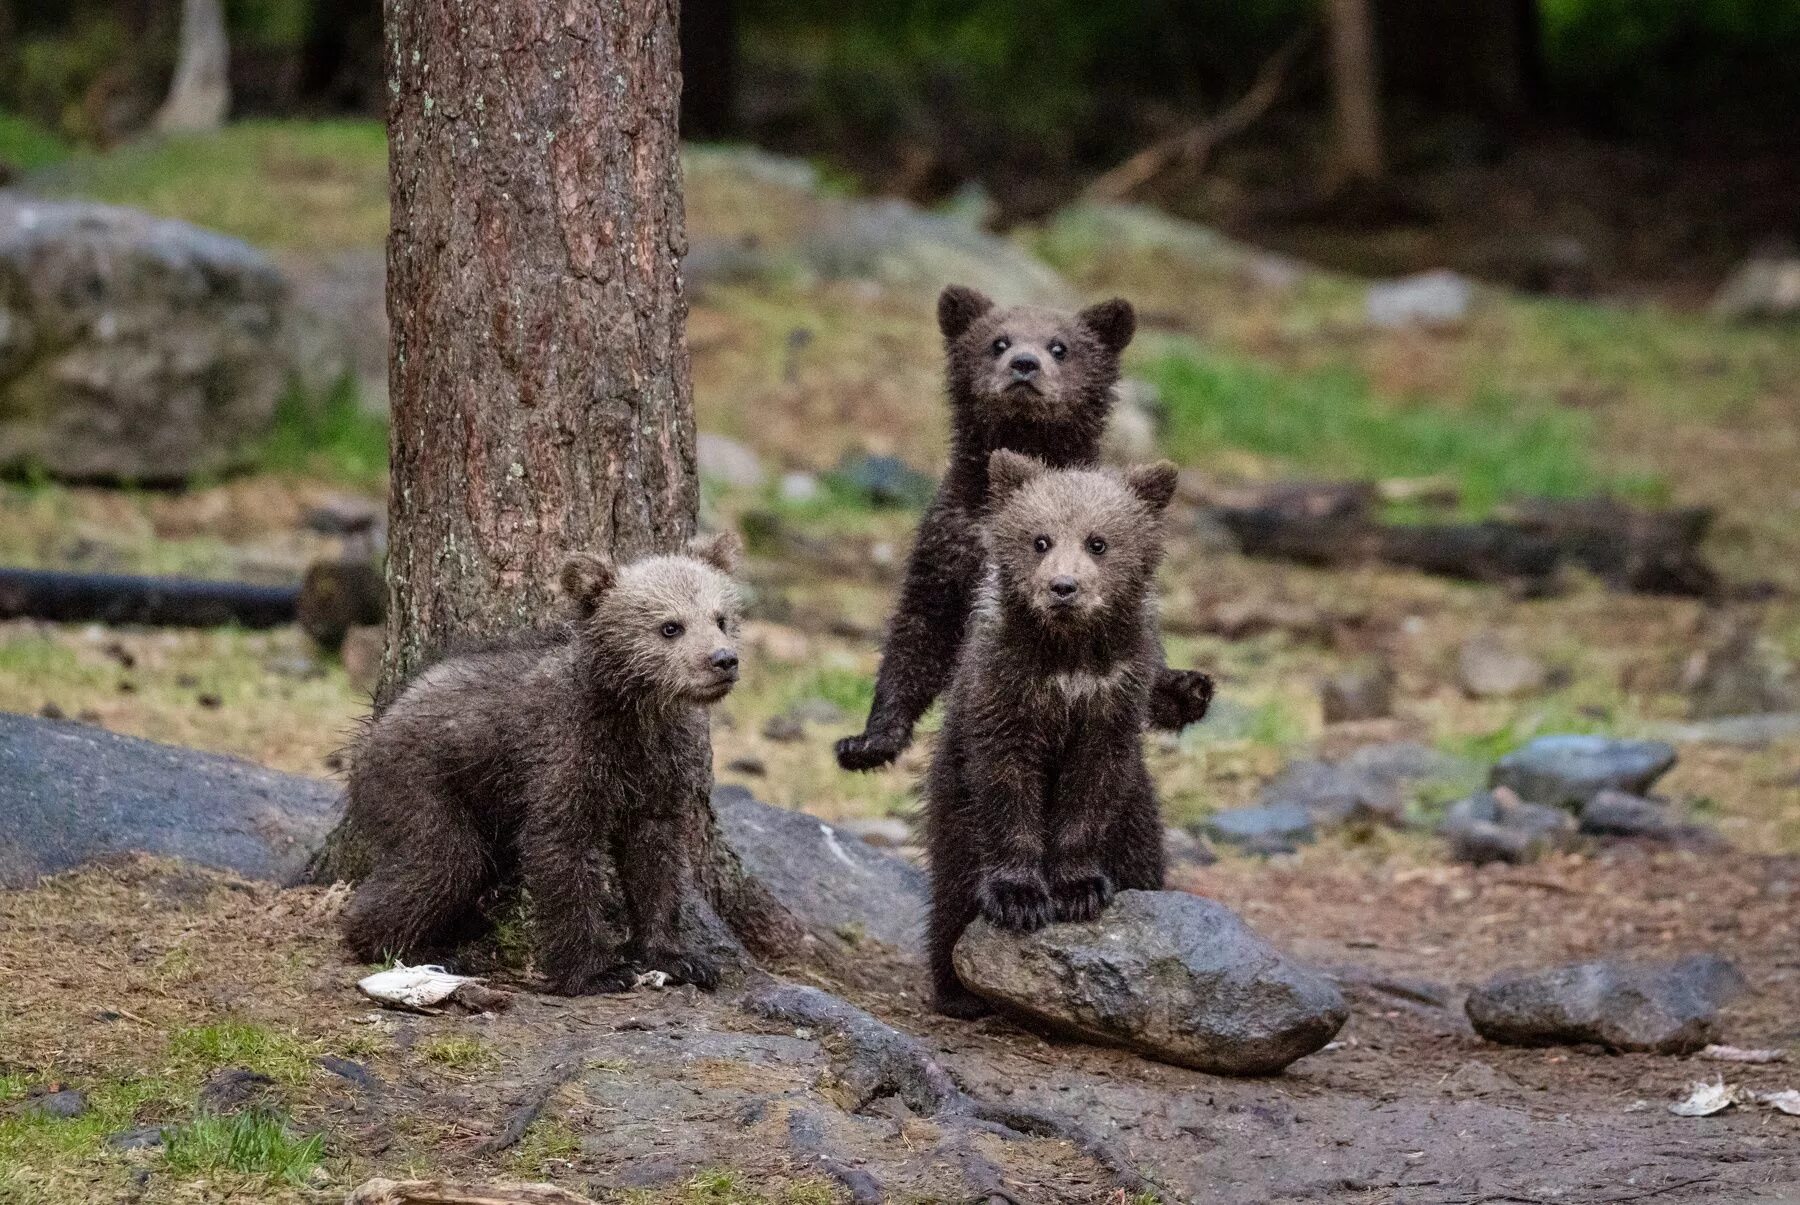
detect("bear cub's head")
[984,450,1177,629]
[938,284,1136,423]
[560,532,745,704]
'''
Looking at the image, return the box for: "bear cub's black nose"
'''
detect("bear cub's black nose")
[1048,576,1079,597]
[1009,353,1040,379]
[710,649,739,673]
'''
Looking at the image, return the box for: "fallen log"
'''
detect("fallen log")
[0,567,299,628]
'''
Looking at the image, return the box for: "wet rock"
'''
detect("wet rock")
[318,1056,377,1090]
[954,890,1347,1074]
[761,713,806,743]
[19,1088,86,1119]
[1321,665,1394,724]
[1491,735,1677,809]
[723,755,767,777]
[1365,270,1473,331]
[1440,789,1577,865]
[1578,789,1680,841]
[0,196,290,483]
[1201,802,1315,853]
[108,1125,167,1150]
[832,453,935,510]
[1711,256,1800,322]
[199,1068,276,1112]
[0,711,339,888]
[1456,633,1547,699]
[697,433,766,490]
[1465,955,1747,1054]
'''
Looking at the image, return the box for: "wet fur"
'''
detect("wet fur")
[338,535,745,995]
[926,454,1176,1017]
[837,285,1211,772]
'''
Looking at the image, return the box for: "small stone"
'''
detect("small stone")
[1466,955,1747,1054]
[778,472,821,504]
[1321,665,1394,724]
[108,1125,167,1150]
[317,1056,376,1090]
[1491,735,1678,808]
[761,714,805,742]
[1202,802,1315,853]
[37,702,65,721]
[787,697,847,726]
[697,433,766,490]
[723,755,767,777]
[302,493,381,535]
[1579,789,1678,840]
[1456,633,1547,699]
[1440,788,1577,865]
[835,817,912,848]
[21,1089,86,1120]
[954,890,1347,1074]
[1366,269,1473,331]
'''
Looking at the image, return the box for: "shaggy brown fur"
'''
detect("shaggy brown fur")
[836,285,1211,773]
[925,452,1177,1017]
[338,534,745,995]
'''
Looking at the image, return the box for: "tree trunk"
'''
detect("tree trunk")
[154,0,230,134]
[1327,0,1384,182]
[680,0,738,140]
[311,0,801,963]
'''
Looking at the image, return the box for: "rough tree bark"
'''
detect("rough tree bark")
[1326,0,1384,182]
[312,0,801,961]
[154,0,231,134]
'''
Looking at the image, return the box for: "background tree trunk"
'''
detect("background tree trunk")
[154,0,230,134]
[1327,0,1384,182]
[680,0,738,140]
[313,0,801,962]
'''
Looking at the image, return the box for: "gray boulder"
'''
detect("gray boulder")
[1456,633,1547,699]
[1578,789,1677,840]
[1490,735,1677,809]
[1465,955,1747,1054]
[1711,257,1800,322]
[1439,789,1578,866]
[0,711,337,887]
[1201,802,1315,853]
[954,890,1347,1074]
[0,195,290,482]
[1366,270,1473,331]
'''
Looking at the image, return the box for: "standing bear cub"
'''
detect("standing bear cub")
[836,285,1211,773]
[339,533,745,996]
[926,451,1177,1018]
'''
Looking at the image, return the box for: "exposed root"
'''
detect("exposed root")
[473,1055,584,1158]
[744,983,1158,1197]
[786,1108,885,1204]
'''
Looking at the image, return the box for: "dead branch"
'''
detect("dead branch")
[0,567,299,628]
[1086,29,1311,201]
[745,983,1158,1197]
[346,1180,594,1205]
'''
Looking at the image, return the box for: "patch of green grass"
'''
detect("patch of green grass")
[779,664,875,717]
[415,1033,493,1070]
[0,110,71,171]
[1147,344,1655,516]
[0,1078,183,1189]
[257,377,390,488]
[30,119,388,249]
[161,1106,323,1187]
[505,1116,582,1177]
[168,1020,318,1086]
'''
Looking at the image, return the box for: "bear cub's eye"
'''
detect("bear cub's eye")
[660,621,685,639]
[1048,340,1067,360]
[715,614,729,634]
[1033,536,1052,554]
[992,337,1011,356]
[1086,536,1107,555]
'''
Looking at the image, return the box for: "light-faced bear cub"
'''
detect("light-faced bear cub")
[835,285,1211,774]
[339,533,745,995]
[925,452,1176,1018]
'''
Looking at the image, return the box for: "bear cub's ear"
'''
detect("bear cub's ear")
[987,448,1048,508]
[687,530,743,575]
[938,284,995,341]
[1078,298,1136,355]
[560,551,617,615]
[1125,460,1180,514]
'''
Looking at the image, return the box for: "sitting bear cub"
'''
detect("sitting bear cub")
[339,533,744,995]
[925,451,1178,1018]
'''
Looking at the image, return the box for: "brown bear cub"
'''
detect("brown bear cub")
[339,533,745,996]
[926,451,1178,1018]
[836,284,1211,773]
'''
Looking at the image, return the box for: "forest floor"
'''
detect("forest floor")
[3,126,1800,1202]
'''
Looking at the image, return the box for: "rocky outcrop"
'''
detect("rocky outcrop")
[0,195,290,482]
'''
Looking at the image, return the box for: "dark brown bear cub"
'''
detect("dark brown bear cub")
[836,284,1211,773]
[925,451,1177,1018]
[339,534,745,996]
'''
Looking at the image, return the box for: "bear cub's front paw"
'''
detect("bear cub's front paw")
[1150,668,1215,731]
[977,870,1054,932]
[640,948,723,990]
[835,728,907,772]
[549,962,640,996]
[1050,870,1115,923]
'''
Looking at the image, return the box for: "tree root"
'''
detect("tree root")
[474,1056,584,1157]
[347,1180,595,1204]
[744,983,1159,1197]
[786,1108,885,1205]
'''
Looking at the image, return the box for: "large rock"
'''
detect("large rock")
[1465,955,1747,1054]
[0,711,337,887]
[0,714,928,958]
[0,195,290,482]
[953,890,1348,1074]
[1711,256,1800,322]
[1490,735,1677,809]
